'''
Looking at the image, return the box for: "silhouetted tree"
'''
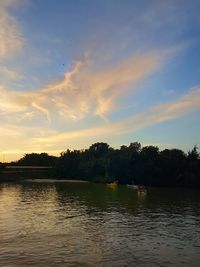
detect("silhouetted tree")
[11,142,200,187]
[17,153,57,166]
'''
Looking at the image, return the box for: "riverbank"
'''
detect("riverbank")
[23,179,89,183]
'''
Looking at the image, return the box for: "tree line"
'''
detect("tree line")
[1,142,200,187]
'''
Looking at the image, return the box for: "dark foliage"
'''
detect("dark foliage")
[2,142,200,187]
[56,142,200,187]
[16,153,57,166]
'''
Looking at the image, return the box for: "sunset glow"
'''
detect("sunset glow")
[0,0,200,161]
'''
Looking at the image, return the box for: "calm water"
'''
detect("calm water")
[0,182,200,267]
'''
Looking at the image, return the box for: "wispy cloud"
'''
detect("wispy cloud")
[31,87,200,149]
[0,66,22,82]
[117,87,200,133]
[0,51,162,123]
[0,0,24,59]
[0,123,57,151]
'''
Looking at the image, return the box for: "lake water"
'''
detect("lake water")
[0,181,200,266]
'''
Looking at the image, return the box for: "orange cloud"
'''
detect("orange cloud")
[0,1,24,59]
[30,87,200,149]
[0,51,162,123]
[1,87,199,160]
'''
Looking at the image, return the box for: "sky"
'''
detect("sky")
[0,0,200,162]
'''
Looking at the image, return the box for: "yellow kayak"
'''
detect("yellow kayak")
[106,181,118,187]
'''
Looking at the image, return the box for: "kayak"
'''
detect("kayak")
[127,184,138,189]
[106,181,118,187]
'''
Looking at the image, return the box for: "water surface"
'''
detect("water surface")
[0,182,200,266]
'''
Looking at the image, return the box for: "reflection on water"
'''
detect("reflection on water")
[0,182,200,266]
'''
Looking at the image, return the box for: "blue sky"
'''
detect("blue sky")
[0,0,200,161]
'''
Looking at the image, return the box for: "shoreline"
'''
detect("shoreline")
[23,179,89,183]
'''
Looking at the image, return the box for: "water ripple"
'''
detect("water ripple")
[0,183,200,266]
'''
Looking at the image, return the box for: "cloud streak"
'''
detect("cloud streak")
[0,66,22,82]
[31,87,200,148]
[0,0,24,59]
[0,51,162,122]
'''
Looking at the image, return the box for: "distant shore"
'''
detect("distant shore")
[23,179,89,183]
